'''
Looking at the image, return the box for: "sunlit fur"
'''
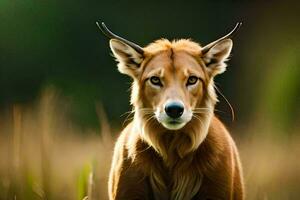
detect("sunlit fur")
[108,38,244,200]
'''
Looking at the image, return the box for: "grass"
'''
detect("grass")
[0,90,299,199]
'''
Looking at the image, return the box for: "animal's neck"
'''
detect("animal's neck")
[134,102,214,162]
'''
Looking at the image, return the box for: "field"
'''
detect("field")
[0,91,299,200]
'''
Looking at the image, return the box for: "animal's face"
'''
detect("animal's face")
[109,38,233,131]
[139,51,207,130]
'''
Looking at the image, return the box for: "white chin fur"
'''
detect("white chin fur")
[161,121,187,130]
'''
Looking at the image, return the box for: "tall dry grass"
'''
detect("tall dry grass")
[0,90,114,200]
[0,90,299,199]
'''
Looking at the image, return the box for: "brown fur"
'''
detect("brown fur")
[108,39,244,200]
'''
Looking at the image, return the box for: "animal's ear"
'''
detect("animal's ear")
[202,39,233,77]
[110,39,143,78]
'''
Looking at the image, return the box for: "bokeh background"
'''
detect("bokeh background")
[0,0,299,199]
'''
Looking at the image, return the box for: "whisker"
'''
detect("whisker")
[122,116,135,126]
[214,85,235,122]
[145,115,155,124]
[121,110,135,126]
[120,110,135,117]
[192,107,212,115]
[193,107,229,116]
[121,107,154,126]
[192,115,204,127]
[193,107,212,111]
[137,108,154,112]
[143,115,156,130]
[192,111,210,114]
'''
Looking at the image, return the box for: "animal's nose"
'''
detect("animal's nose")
[164,101,184,119]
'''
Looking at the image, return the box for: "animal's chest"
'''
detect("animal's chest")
[146,159,203,200]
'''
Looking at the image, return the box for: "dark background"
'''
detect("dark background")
[1,0,299,131]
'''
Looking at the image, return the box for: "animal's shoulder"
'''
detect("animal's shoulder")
[207,116,234,149]
[193,115,237,172]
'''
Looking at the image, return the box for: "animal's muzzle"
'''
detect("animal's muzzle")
[164,101,184,119]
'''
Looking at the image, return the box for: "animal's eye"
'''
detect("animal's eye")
[186,76,199,86]
[150,76,162,86]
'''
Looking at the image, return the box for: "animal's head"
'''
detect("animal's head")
[98,22,241,131]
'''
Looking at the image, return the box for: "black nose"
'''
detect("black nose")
[165,102,184,119]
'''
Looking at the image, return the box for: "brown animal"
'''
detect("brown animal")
[98,22,244,200]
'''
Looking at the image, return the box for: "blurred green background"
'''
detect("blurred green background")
[1,0,299,130]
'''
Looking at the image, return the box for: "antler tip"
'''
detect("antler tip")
[96,21,101,29]
[236,22,242,28]
[96,21,106,29]
[95,21,144,54]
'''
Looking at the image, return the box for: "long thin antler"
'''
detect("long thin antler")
[96,22,144,54]
[202,22,242,54]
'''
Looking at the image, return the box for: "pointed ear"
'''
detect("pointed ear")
[202,39,233,77]
[110,39,143,78]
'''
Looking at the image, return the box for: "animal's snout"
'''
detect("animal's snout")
[164,101,184,119]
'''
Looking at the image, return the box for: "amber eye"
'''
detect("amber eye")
[186,76,198,86]
[150,76,162,86]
